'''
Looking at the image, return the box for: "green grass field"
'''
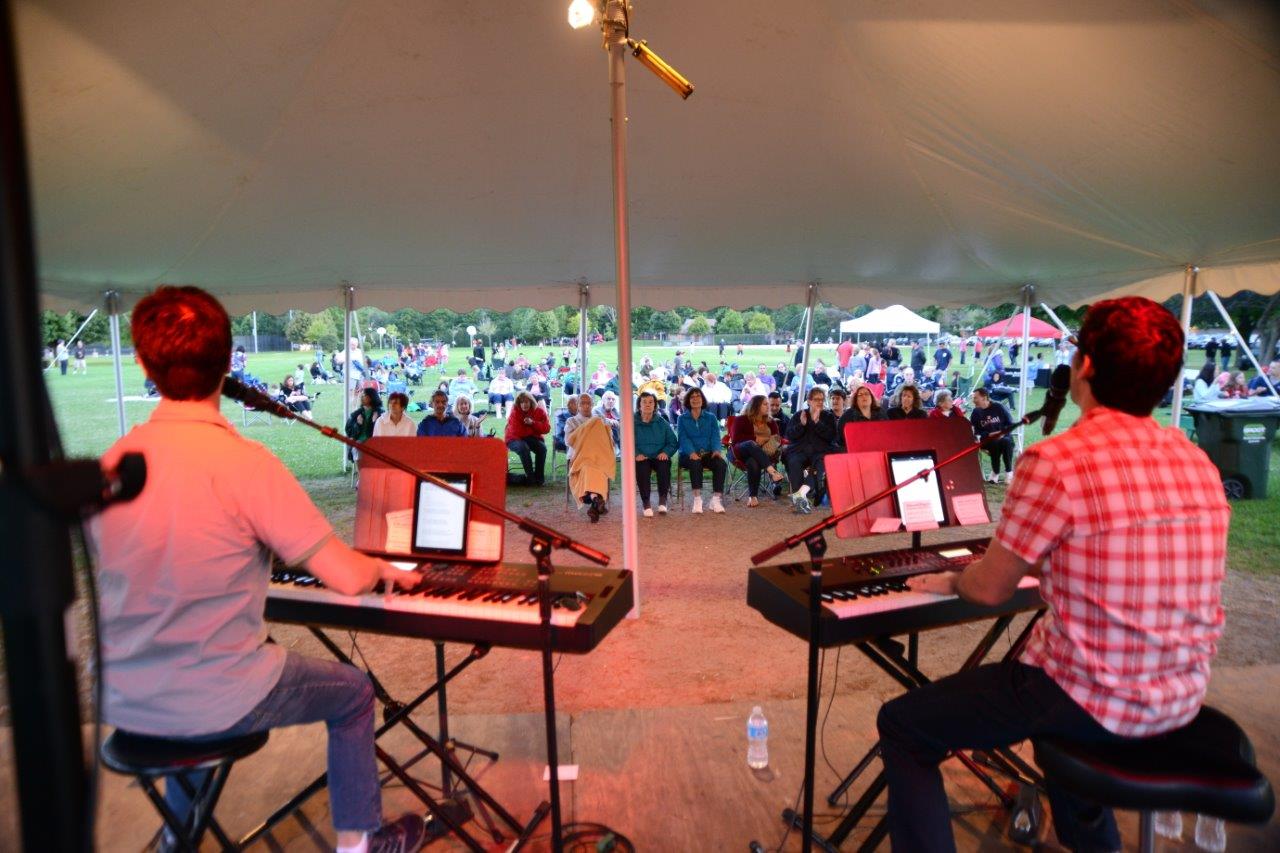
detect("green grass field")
[44,340,1278,575]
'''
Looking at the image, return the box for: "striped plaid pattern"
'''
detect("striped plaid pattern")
[996,407,1230,737]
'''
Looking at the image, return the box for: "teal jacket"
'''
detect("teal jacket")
[634,412,678,458]
[677,410,722,456]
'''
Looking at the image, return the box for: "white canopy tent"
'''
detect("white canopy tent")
[839,306,940,340]
[13,0,1280,618]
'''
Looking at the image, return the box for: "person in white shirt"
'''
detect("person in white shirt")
[453,395,486,437]
[373,392,417,437]
[487,373,515,419]
[701,372,734,420]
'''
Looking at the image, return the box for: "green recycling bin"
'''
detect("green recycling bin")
[1186,400,1280,500]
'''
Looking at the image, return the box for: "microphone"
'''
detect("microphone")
[222,374,291,418]
[21,452,147,517]
[1039,364,1071,435]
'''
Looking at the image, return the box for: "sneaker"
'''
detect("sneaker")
[368,814,428,853]
[985,474,999,484]
[657,504,668,515]
[1002,472,1013,484]
[791,493,812,514]
[692,496,704,514]
[709,495,725,513]
[643,506,654,517]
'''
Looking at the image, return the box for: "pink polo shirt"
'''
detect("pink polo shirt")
[89,399,333,736]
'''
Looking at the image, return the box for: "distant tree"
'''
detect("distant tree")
[673,306,697,320]
[533,310,561,342]
[717,309,745,334]
[477,312,498,344]
[285,311,313,343]
[509,307,539,341]
[590,305,618,338]
[304,313,340,352]
[391,308,425,341]
[630,306,655,331]
[687,316,711,336]
[745,311,774,334]
[649,310,681,334]
[40,310,70,345]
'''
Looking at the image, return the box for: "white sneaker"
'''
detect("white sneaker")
[1002,472,1013,484]
[709,495,725,513]
[692,496,704,514]
[985,474,999,484]
[642,507,654,517]
[657,504,668,515]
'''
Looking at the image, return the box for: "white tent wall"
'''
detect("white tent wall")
[18,1,1280,315]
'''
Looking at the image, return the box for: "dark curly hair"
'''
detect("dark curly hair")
[1075,297,1183,416]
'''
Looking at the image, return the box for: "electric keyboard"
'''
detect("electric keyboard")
[267,561,634,653]
[747,538,1044,646]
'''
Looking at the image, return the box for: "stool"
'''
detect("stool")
[101,729,269,852]
[1033,705,1274,853]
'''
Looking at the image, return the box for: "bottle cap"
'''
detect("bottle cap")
[751,705,763,714]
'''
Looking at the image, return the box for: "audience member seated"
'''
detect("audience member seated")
[525,369,551,407]
[928,389,964,420]
[887,384,928,420]
[453,395,485,437]
[701,372,734,421]
[784,387,838,514]
[1192,362,1220,403]
[279,375,314,419]
[828,388,849,448]
[589,362,614,396]
[969,387,1014,484]
[917,366,947,406]
[810,360,837,388]
[985,370,1017,404]
[344,388,383,461]
[633,391,677,516]
[766,392,788,432]
[447,370,476,404]
[677,387,728,514]
[564,393,596,459]
[506,391,550,486]
[730,395,785,508]
[838,384,886,449]
[373,391,416,437]
[309,361,332,384]
[1222,371,1247,398]
[567,412,615,523]
[1248,360,1279,396]
[487,373,515,419]
[593,391,624,448]
[665,387,684,423]
[417,389,465,437]
[553,395,579,455]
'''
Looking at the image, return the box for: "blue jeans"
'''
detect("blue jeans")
[165,651,380,835]
[877,661,1123,852]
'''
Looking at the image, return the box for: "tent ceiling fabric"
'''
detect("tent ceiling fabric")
[18,0,1280,314]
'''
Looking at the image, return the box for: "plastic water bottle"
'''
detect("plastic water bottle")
[1194,814,1226,852]
[747,706,769,769]
[1153,810,1182,840]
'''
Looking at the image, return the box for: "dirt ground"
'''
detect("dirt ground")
[261,484,1280,718]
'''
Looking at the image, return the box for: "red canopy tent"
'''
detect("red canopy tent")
[976,315,1063,340]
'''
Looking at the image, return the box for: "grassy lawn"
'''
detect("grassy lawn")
[44,340,1278,575]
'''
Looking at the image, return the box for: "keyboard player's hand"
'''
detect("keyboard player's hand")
[907,570,959,596]
[379,560,424,591]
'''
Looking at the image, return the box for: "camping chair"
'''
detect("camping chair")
[722,416,750,501]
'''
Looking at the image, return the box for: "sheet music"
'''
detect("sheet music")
[385,509,414,553]
[467,520,503,562]
[950,493,990,526]
[870,516,902,534]
[901,499,940,531]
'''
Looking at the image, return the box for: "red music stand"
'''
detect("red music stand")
[355,436,507,563]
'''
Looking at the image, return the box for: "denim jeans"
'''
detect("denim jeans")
[164,651,380,835]
[507,436,547,484]
[877,661,1123,853]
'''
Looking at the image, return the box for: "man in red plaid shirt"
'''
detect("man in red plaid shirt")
[877,297,1230,851]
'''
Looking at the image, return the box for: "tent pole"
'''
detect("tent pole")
[797,283,818,411]
[342,285,354,471]
[107,290,126,437]
[1169,266,1197,424]
[251,310,258,354]
[1015,286,1033,455]
[1205,289,1278,397]
[578,282,589,391]
[606,16,640,615]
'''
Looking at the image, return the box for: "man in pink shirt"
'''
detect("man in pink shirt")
[90,287,426,853]
[877,297,1230,851]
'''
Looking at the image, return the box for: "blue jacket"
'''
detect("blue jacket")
[634,413,678,458]
[418,413,465,437]
[677,410,722,456]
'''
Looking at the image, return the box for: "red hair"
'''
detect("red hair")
[131,286,232,400]
[1076,297,1183,416]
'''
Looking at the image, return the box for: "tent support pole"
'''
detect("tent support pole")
[607,17,640,616]
[1169,266,1197,424]
[342,285,354,471]
[1206,289,1278,398]
[251,310,258,354]
[107,290,126,437]
[797,283,818,410]
[578,282,589,389]
[1015,285,1033,455]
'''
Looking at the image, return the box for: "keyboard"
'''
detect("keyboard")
[746,538,1044,646]
[267,560,634,653]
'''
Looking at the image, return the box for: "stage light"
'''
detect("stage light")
[627,38,694,99]
[568,0,597,29]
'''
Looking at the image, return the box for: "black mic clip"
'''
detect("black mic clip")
[15,452,147,519]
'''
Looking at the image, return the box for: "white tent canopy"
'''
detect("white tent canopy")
[840,305,940,338]
[16,0,1280,314]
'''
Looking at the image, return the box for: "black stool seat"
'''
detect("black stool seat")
[102,729,269,776]
[1033,705,1275,823]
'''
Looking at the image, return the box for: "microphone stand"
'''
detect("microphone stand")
[749,408,1051,853]
[231,383,606,850]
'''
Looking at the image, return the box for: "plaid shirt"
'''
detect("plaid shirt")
[996,406,1229,736]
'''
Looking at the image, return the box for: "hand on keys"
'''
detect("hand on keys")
[906,570,960,597]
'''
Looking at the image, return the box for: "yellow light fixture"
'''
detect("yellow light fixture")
[627,38,694,99]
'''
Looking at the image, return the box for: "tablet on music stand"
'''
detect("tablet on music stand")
[410,473,472,558]
[887,450,948,526]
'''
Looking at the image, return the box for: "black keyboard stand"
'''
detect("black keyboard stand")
[815,610,1047,851]
[238,629,525,851]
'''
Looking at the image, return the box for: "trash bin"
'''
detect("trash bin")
[1186,400,1280,499]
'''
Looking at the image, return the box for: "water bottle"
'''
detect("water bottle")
[1194,814,1226,852]
[747,706,769,769]
[1153,810,1182,840]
